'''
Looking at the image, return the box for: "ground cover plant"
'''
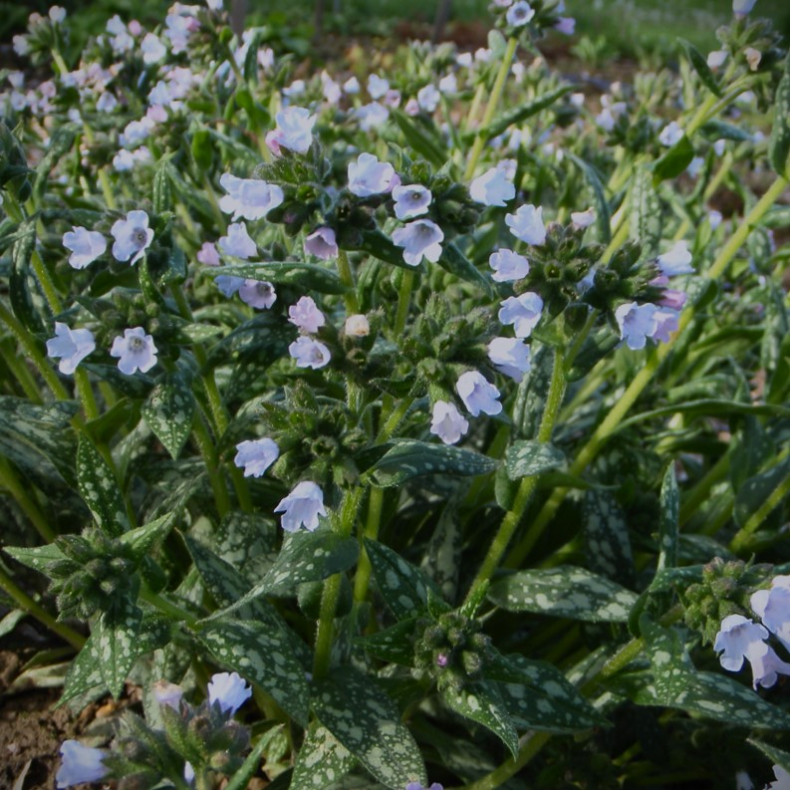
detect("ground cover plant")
[2,0,790,788]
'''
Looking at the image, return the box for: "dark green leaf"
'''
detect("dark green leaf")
[504,440,565,481]
[652,134,695,183]
[658,465,679,572]
[357,618,418,665]
[733,453,790,529]
[97,595,143,698]
[437,243,493,296]
[482,85,573,140]
[206,262,348,295]
[77,436,128,536]
[584,490,634,587]
[567,154,612,243]
[141,373,196,460]
[679,39,722,98]
[390,109,447,168]
[769,53,790,178]
[291,722,356,790]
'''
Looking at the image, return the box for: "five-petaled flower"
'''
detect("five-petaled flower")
[234,437,280,477]
[62,226,107,269]
[219,173,284,221]
[348,153,396,197]
[46,323,96,375]
[430,401,469,445]
[275,480,327,532]
[110,327,158,375]
[289,336,331,369]
[289,296,326,333]
[239,279,277,309]
[506,1,535,27]
[456,370,503,417]
[392,184,432,220]
[498,292,544,338]
[487,336,532,382]
[505,204,546,245]
[266,106,316,155]
[489,249,529,282]
[470,166,515,207]
[111,209,154,264]
[304,227,339,259]
[392,219,444,266]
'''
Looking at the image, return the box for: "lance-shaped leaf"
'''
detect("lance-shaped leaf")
[657,466,679,572]
[206,262,347,295]
[57,631,107,709]
[584,490,635,587]
[390,109,447,168]
[679,39,722,98]
[357,618,419,665]
[748,739,790,774]
[368,440,498,487]
[77,435,128,536]
[199,619,310,725]
[96,594,143,698]
[291,722,357,790]
[120,512,177,562]
[769,53,790,178]
[437,243,493,296]
[488,567,637,622]
[652,134,695,183]
[567,153,612,243]
[141,373,196,460]
[313,666,427,789]
[441,681,518,758]
[480,85,573,140]
[504,440,565,481]
[4,542,68,574]
[364,539,447,621]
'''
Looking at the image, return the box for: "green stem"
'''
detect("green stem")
[464,347,566,603]
[0,564,84,649]
[192,413,232,519]
[0,457,56,542]
[507,172,789,567]
[74,369,100,422]
[378,396,415,443]
[336,249,359,314]
[464,37,518,181]
[353,487,383,603]
[679,449,731,526]
[394,269,415,338]
[139,583,199,629]
[730,466,790,552]
[0,341,41,402]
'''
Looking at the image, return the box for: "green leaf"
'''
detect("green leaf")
[733,453,790,529]
[141,373,196,460]
[207,261,347,294]
[567,154,612,243]
[441,681,518,758]
[652,134,695,183]
[199,619,310,725]
[313,666,427,789]
[120,512,177,561]
[482,85,573,141]
[488,567,638,622]
[504,440,565,481]
[10,222,48,334]
[437,243,493,296]
[629,166,662,256]
[354,229,425,271]
[748,739,790,773]
[390,109,447,168]
[486,652,606,733]
[364,539,446,621]
[699,119,753,142]
[215,510,278,570]
[368,439,498,487]
[4,542,68,573]
[357,618,418,665]
[77,435,128,536]
[512,345,554,439]
[769,53,790,178]
[97,595,143,698]
[679,39,722,98]
[584,490,635,587]
[58,631,107,708]
[291,722,356,790]
[657,465,679,571]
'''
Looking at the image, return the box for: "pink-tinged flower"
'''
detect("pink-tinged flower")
[289,296,325,333]
[392,184,432,220]
[219,222,257,259]
[266,106,316,155]
[62,226,106,269]
[289,337,331,369]
[751,576,790,653]
[430,401,469,445]
[347,153,396,197]
[505,204,546,245]
[571,208,596,229]
[219,173,284,222]
[658,121,684,147]
[614,302,658,350]
[470,166,515,207]
[110,327,158,375]
[489,249,529,282]
[274,481,327,532]
[111,210,154,264]
[344,314,370,337]
[234,438,279,477]
[487,337,531,382]
[506,1,535,26]
[657,241,694,276]
[153,681,184,710]
[304,227,338,259]
[56,741,108,788]
[498,292,543,338]
[239,279,276,309]
[651,308,680,344]
[46,323,96,375]
[207,672,252,715]
[392,219,444,266]
[197,241,221,267]
[456,371,502,417]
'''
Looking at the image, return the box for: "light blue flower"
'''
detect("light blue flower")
[207,671,252,715]
[46,323,95,375]
[56,740,108,788]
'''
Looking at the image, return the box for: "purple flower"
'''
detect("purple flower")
[289,296,326,334]
[392,219,444,266]
[219,222,257,259]
[239,279,277,309]
[506,1,535,27]
[207,672,252,715]
[197,241,220,266]
[456,371,502,417]
[304,227,339,260]
[234,438,280,477]
[392,184,432,220]
[348,153,395,197]
[614,302,658,350]
[289,336,331,369]
[274,481,327,532]
[56,740,108,788]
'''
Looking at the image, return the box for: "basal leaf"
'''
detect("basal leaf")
[584,490,635,587]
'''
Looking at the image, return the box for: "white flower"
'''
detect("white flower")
[768,765,790,790]
[219,173,284,222]
[56,740,108,789]
[708,209,724,229]
[119,117,155,149]
[392,184,432,220]
[235,437,280,477]
[571,208,596,229]
[110,327,158,375]
[283,79,305,98]
[304,227,338,259]
[110,210,154,264]
[289,296,325,333]
[417,84,441,112]
[487,337,531,382]
[289,336,331,369]
[96,91,118,113]
[439,73,458,95]
[49,6,67,23]
[745,47,762,71]
[470,166,516,207]
[207,672,252,715]
[107,15,133,53]
[266,106,316,155]
[489,249,529,282]
[430,401,469,445]
[274,481,327,532]
[392,219,444,266]
[658,121,684,147]
[707,50,728,69]
[153,680,184,710]
[46,323,95,375]
[614,302,658,350]
[239,279,276,309]
[344,314,370,337]
[657,240,694,276]
[141,33,167,64]
[321,71,341,105]
[686,156,705,178]
[347,153,395,197]
[355,102,389,131]
[367,74,389,99]
[505,204,546,245]
[498,292,544,338]
[735,771,754,790]
[12,35,30,57]
[506,1,535,26]
[733,0,756,17]
[62,226,106,269]
[343,76,360,94]
[456,370,502,417]
[219,222,257,259]
[751,576,790,653]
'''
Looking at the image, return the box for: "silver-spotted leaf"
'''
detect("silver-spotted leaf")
[505,440,566,481]
[207,262,347,295]
[141,373,196,460]
[96,595,143,699]
[291,721,357,790]
[584,490,635,587]
[77,436,128,536]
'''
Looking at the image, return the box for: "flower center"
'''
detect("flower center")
[132,228,148,246]
[128,336,145,352]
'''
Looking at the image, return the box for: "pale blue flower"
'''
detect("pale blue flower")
[62,226,106,269]
[207,671,252,715]
[487,337,531,382]
[505,204,546,245]
[46,323,95,375]
[430,401,469,445]
[56,740,108,788]
[274,481,327,532]
[348,153,395,197]
[289,336,331,369]
[392,184,432,220]
[489,249,529,282]
[219,173,284,222]
[470,166,515,207]
[110,327,158,375]
[751,576,790,653]
[392,219,444,266]
[614,302,658,350]
[456,371,502,417]
[111,210,154,264]
[498,292,543,338]
[234,438,280,478]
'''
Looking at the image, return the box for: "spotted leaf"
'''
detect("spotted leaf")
[141,373,196,460]
[96,594,143,699]
[505,440,566,481]
[77,435,128,536]
[291,721,357,790]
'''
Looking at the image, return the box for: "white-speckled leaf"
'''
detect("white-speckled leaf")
[748,739,790,773]
[291,721,357,790]
[657,465,679,571]
[356,618,418,665]
[199,619,310,724]
[441,681,519,758]
[488,567,637,622]
[313,666,426,789]
[369,440,498,487]
[364,539,446,621]
[216,511,278,566]
[504,440,566,481]
[584,491,635,587]
[96,595,143,698]
[4,543,68,573]
[119,512,177,561]
[77,436,128,536]
[57,632,107,708]
[141,373,196,460]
